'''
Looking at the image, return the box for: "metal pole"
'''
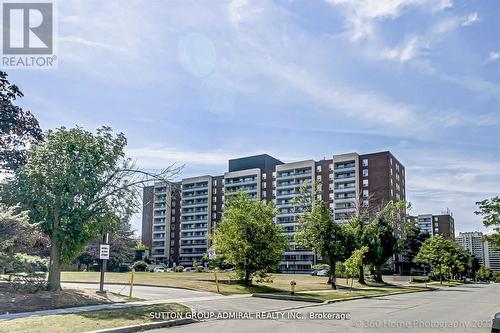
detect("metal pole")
[99,233,109,293]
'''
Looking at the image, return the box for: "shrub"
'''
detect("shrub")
[118,264,131,272]
[412,276,430,283]
[174,265,185,272]
[1,253,48,274]
[196,265,204,273]
[312,264,329,271]
[132,261,148,272]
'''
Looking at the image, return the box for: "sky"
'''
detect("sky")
[6,0,500,234]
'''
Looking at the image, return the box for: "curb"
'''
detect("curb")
[85,318,197,333]
[253,287,435,306]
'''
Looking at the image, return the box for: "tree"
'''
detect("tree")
[0,205,48,273]
[0,71,43,171]
[475,197,500,251]
[399,223,429,274]
[75,220,136,271]
[295,200,349,290]
[211,192,287,285]
[476,265,493,281]
[414,235,465,284]
[1,126,180,290]
[344,211,368,284]
[344,246,368,292]
[363,201,406,282]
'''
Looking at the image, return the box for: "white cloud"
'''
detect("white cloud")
[488,52,500,62]
[325,0,453,41]
[462,12,479,26]
[381,36,421,62]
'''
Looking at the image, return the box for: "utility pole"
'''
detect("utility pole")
[98,233,110,294]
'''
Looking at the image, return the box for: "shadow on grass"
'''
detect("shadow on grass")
[78,304,188,321]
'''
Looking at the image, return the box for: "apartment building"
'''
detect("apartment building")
[142,151,405,272]
[455,232,486,265]
[455,231,500,271]
[408,212,455,240]
[484,240,500,272]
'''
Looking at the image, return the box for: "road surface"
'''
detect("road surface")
[149,283,499,333]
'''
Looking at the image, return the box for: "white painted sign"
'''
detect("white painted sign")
[99,244,110,260]
[208,247,216,260]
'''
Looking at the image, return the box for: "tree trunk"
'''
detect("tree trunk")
[439,266,443,285]
[350,277,353,292]
[48,202,61,291]
[48,239,61,291]
[374,265,383,283]
[244,270,251,285]
[358,265,365,284]
[329,262,337,290]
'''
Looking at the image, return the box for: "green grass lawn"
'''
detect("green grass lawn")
[61,271,433,297]
[0,303,190,333]
[298,284,432,301]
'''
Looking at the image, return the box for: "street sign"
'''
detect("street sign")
[99,244,110,260]
[208,247,216,260]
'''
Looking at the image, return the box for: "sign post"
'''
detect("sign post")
[208,247,220,293]
[98,233,110,293]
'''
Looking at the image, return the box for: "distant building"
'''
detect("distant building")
[484,240,500,272]
[455,232,486,265]
[407,212,455,240]
[455,231,500,272]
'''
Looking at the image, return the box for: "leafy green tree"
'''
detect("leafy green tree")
[295,200,349,289]
[363,201,406,282]
[344,246,368,292]
[476,265,493,281]
[75,220,136,271]
[399,223,429,273]
[0,71,42,171]
[414,235,465,284]
[0,205,48,273]
[1,127,179,290]
[344,211,368,284]
[211,192,287,285]
[475,197,500,250]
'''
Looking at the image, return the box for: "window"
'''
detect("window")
[262,173,266,180]
[362,189,369,198]
[363,179,368,187]
[362,169,368,177]
[316,175,321,181]
[213,188,217,194]
[212,212,217,219]
[262,191,266,198]
[316,165,322,172]
[213,179,217,186]
[362,159,368,166]
[212,205,216,210]
[213,196,217,202]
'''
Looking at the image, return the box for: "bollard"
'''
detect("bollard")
[129,268,135,298]
[290,280,296,295]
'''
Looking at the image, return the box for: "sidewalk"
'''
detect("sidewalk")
[0,294,251,321]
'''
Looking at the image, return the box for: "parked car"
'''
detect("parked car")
[153,267,165,273]
[183,267,197,272]
[165,267,173,272]
[310,270,319,276]
[316,269,330,276]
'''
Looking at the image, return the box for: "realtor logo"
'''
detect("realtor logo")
[1,1,57,68]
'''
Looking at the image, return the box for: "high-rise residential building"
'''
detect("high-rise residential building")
[455,232,486,265]
[407,212,455,240]
[142,151,405,273]
[455,231,500,271]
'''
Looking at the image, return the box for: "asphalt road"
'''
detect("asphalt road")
[150,283,500,333]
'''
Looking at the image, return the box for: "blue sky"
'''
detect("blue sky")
[8,0,500,234]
